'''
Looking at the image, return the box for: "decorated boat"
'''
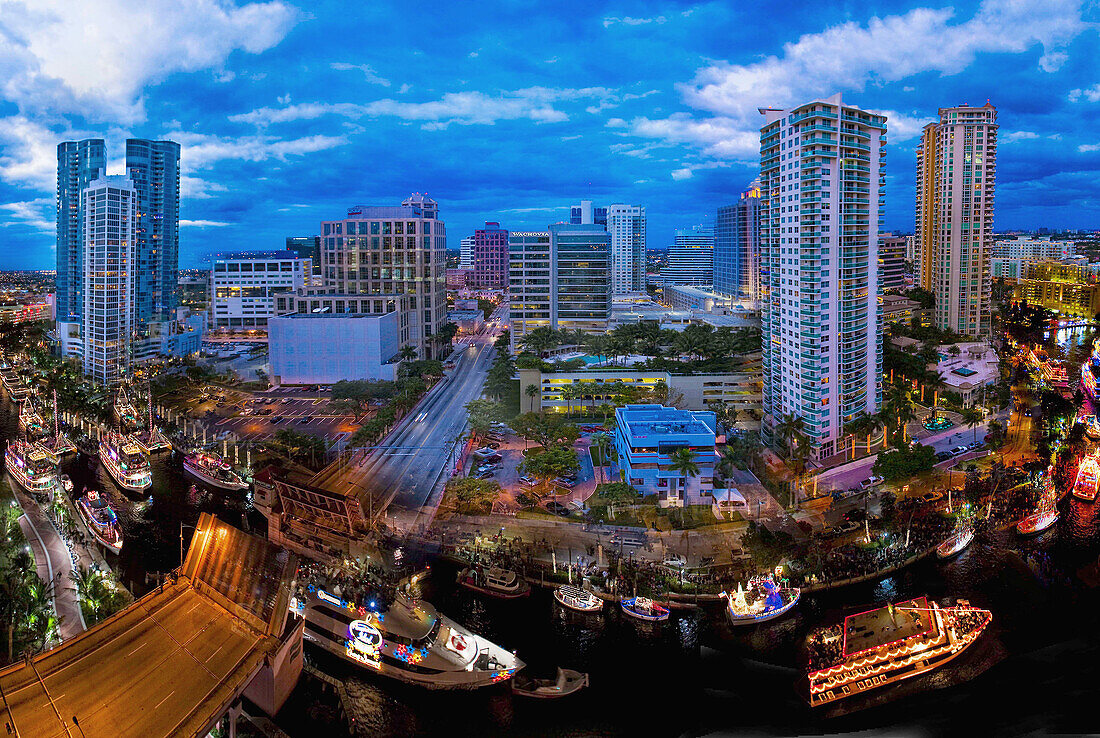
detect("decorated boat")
[1072,454,1100,502]
[512,668,589,699]
[553,585,603,613]
[620,596,669,622]
[457,566,530,599]
[806,597,991,707]
[1017,508,1059,536]
[936,527,975,559]
[99,432,152,493]
[4,440,57,494]
[183,451,248,491]
[298,589,523,689]
[721,575,800,626]
[113,386,141,429]
[76,488,123,554]
[18,403,46,437]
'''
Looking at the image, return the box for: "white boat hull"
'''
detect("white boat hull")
[184,462,248,491]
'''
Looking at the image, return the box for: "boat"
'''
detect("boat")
[4,440,57,494]
[113,386,141,428]
[1072,455,1100,502]
[553,585,603,613]
[38,434,77,462]
[936,527,975,559]
[512,668,589,699]
[133,428,171,454]
[0,371,29,401]
[75,487,123,554]
[806,596,992,707]
[183,451,248,491]
[18,404,46,437]
[458,566,530,599]
[99,432,152,493]
[59,473,73,492]
[620,596,669,622]
[1017,508,1059,536]
[721,575,800,626]
[298,589,523,689]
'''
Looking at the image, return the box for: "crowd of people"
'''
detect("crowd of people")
[806,625,845,671]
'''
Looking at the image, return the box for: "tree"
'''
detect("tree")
[398,344,417,362]
[667,448,700,504]
[329,379,396,414]
[465,398,506,439]
[445,477,501,515]
[872,443,936,481]
[511,412,580,448]
[740,521,794,572]
[960,406,983,442]
[521,445,580,484]
[592,433,613,483]
[524,383,540,410]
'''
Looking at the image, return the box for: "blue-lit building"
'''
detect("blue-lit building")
[613,404,717,508]
[714,182,762,301]
[126,138,181,329]
[56,139,106,325]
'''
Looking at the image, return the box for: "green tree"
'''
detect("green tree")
[328,379,396,414]
[522,445,580,484]
[465,398,506,439]
[511,412,580,448]
[960,406,983,443]
[524,383,540,410]
[667,447,700,504]
[592,432,613,483]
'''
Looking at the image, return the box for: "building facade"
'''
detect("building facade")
[285,236,321,273]
[613,404,717,507]
[210,252,312,330]
[570,200,607,226]
[606,204,646,295]
[759,94,886,460]
[459,235,475,270]
[56,139,106,326]
[81,175,137,385]
[319,194,446,358]
[879,233,907,293]
[472,221,508,289]
[991,236,1075,261]
[714,183,762,301]
[1014,261,1100,319]
[268,312,404,384]
[915,103,998,336]
[126,138,180,331]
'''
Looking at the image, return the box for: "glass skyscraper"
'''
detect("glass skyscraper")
[714,183,762,301]
[126,139,181,330]
[56,139,107,324]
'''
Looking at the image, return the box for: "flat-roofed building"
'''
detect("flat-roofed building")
[613,404,717,507]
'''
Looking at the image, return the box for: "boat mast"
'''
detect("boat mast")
[53,389,59,444]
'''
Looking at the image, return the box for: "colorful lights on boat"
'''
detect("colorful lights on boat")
[393,645,428,664]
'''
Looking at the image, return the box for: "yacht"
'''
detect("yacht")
[1072,455,1100,502]
[18,404,46,437]
[4,440,57,494]
[722,576,801,625]
[1,371,29,401]
[298,589,523,689]
[75,488,123,555]
[99,432,152,493]
[620,596,669,622]
[553,585,603,613]
[457,566,530,599]
[936,527,975,559]
[183,451,248,491]
[806,596,991,707]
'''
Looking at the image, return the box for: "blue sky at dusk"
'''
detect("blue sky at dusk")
[0,0,1098,269]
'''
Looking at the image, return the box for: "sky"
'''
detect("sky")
[0,0,1098,270]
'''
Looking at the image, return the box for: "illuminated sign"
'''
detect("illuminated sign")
[346,619,383,668]
[317,590,342,607]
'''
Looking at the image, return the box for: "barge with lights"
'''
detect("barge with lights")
[99,432,152,493]
[4,440,57,494]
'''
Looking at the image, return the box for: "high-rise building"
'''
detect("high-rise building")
[459,235,475,269]
[81,175,137,385]
[56,139,106,329]
[286,236,321,273]
[759,93,886,460]
[915,103,997,336]
[210,251,312,330]
[662,246,714,288]
[125,139,180,329]
[472,222,509,289]
[714,183,762,301]
[570,200,607,226]
[879,233,907,293]
[606,204,646,294]
[508,223,611,351]
[319,194,446,358]
[674,224,714,248]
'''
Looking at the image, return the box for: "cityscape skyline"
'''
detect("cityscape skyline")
[0,0,1098,270]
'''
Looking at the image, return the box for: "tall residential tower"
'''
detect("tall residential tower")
[56,139,106,344]
[606,204,646,294]
[714,182,762,301]
[915,103,998,336]
[759,94,886,460]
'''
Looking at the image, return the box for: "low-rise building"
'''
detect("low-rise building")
[1014,260,1100,319]
[935,342,999,407]
[880,294,931,327]
[449,309,484,334]
[211,251,312,331]
[613,404,717,508]
[0,301,51,324]
[268,312,405,384]
[662,285,733,312]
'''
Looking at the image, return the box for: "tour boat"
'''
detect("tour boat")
[76,487,123,555]
[183,451,249,491]
[38,434,77,462]
[18,404,46,437]
[59,473,73,492]
[1,372,29,401]
[4,440,57,494]
[99,432,152,493]
[620,596,669,622]
[1072,455,1100,502]
[553,585,603,613]
[806,596,992,707]
[457,566,530,599]
[298,589,523,689]
[936,527,975,559]
[133,428,171,454]
[113,387,141,428]
[721,576,801,626]
[512,668,589,699]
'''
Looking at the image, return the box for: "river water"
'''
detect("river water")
[4,394,1100,736]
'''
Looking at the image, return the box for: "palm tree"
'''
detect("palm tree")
[715,444,740,485]
[961,406,983,443]
[667,448,700,506]
[524,383,540,412]
[592,433,612,484]
[775,413,805,456]
[398,344,417,362]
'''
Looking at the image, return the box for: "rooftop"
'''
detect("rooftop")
[842,596,935,656]
[616,404,716,440]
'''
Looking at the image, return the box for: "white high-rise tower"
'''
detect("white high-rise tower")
[607,204,646,294]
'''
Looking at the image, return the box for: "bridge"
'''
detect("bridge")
[0,513,302,738]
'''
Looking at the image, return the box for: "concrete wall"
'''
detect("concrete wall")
[269,313,401,384]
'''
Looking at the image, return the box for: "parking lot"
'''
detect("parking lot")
[174,387,360,443]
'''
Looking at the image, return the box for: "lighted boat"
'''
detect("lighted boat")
[4,440,57,494]
[512,668,589,699]
[936,527,975,559]
[1017,508,1059,536]
[76,487,123,554]
[620,596,669,622]
[1072,455,1100,502]
[38,434,77,462]
[113,387,141,428]
[721,575,800,626]
[133,428,171,454]
[99,432,152,493]
[59,473,73,492]
[1,372,29,401]
[183,451,248,491]
[18,404,46,437]
[457,566,530,599]
[806,597,991,707]
[553,585,603,613]
[298,589,523,689]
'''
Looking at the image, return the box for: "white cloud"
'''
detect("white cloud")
[165,130,348,168]
[670,167,693,180]
[0,115,63,191]
[397,84,411,94]
[0,198,53,232]
[1069,84,1100,103]
[603,15,667,28]
[180,219,230,227]
[1002,130,1041,143]
[230,102,367,126]
[872,110,934,141]
[0,0,299,123]
[1079,143,1100,153]
[623,113,760,159]
[329,62,391,87]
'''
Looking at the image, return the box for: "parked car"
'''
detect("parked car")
[554,476,577,487]
[843,509,867,524]
[484,442,501,450]
[950,445,969,456]
[967,440,984,451]
[474,447,496,456]
[661,555,687,569]
[545,501,570,516]
[476,464,500,474]
[918,491,944,504]
[609,533,646,547]
[475,470,495,479]
[517,476,539,487]
[935,450,953,462]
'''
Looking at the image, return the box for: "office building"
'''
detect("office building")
[81,175,137,385]
[613,404,717,507]
[714,183,762,301]
[663,285,732,312]
[285,236,321,273]
[991,236,1075,261]
[508,223,611,350]
[915,103,998,336]
[879,233,907,293]
[675,224,715,248]
[663,245,714,288]
[570,200,607,226]
[759,93,886,460]
[56,139,106,327]
[606,204,646,295]
[472,222,508,289]
[210,252,312,330]
[319,194,446,358]
[459,235,475,270]
[1014,261,1100,319]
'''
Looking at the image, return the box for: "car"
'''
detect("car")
[935,450,953,462]
[843,509,867,524]
[609,533,646,547]
[950,445,969,456]
[918,491,944,504]
[716,497,746,509]
[517,476,539,487]
[553,477,577,488]
[270,416,283,424]
[475,470,495,479]
[661,555,687,569]
[545,501,570,516]
[484,442,501,450]
[476,464,500,474]
[967,440,983,451]
[474,447,496,456]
